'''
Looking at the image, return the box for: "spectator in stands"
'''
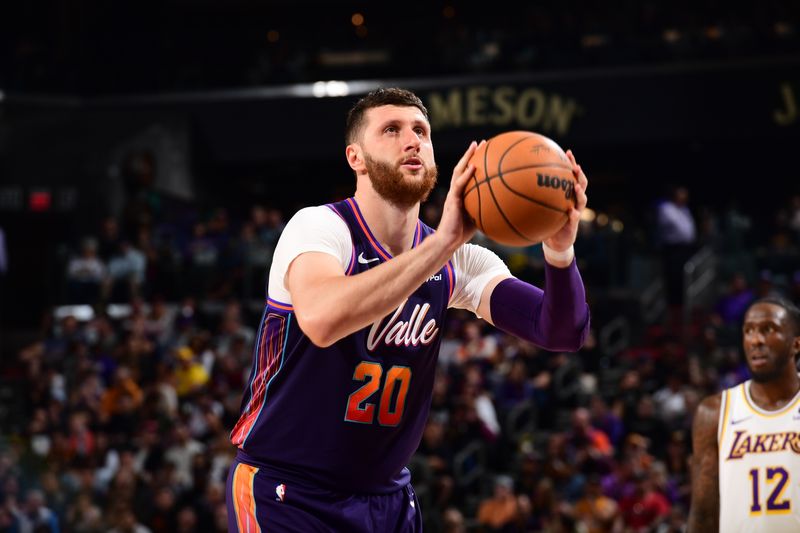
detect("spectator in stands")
[65,492,103,532]
[655,185,697,323]
[185,222,219,295]
[713,272,755,327]
[172,347,210,399]
[625,395,669,457]
[456,320,499,363]
[108,506,151,533]
[66,238,107,304]
[442,507,467,533]
[100,366,143,422]
[618,472,671,531]
[20,489,60,533]
[164,425,205,491]
[573,474,621,533]
[754,269,785,299]
[416,415,455,509]
[494,357,536,412]
[106,240,147,302]
[477,475,522,532]
[652,373,689,430]
[566,407,613,468]
[588,394,624,448]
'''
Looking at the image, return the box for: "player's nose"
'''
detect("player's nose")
[402,128,421,151]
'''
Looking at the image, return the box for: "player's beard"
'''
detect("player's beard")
[364,154,438,209]
[746,351,795,383]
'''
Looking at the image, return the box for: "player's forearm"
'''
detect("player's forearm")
[490,259,589,351]
[687,502,718,532]
[688,397,721,533]
[298,234,455,347]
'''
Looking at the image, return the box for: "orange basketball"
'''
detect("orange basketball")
[463,131,576,247]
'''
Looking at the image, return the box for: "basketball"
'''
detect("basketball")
[463,131,576,247]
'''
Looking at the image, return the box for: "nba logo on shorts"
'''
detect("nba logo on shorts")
[275,483,286,502]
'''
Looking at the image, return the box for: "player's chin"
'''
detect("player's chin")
[400,166,426,178]
[748,364,781,382]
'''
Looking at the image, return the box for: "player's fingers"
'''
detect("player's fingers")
[453,141,478,176]
[568,152,586,191]
[566,149,577,168]
[576,165,588,191]
[573,183,588,210]
[451,164,475,196]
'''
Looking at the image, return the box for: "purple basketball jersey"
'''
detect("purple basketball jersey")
[230,197,455,493]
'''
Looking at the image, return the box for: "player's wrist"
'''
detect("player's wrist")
[542,243,574,267]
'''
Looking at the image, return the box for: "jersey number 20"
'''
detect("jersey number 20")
[345,361,411,426]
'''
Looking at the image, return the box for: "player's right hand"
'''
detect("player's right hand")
[435,140,485,252]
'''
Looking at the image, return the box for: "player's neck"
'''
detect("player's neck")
[749,369,800,411]
[353,189,419,256]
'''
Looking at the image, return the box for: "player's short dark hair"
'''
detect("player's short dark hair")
[747,296,800,337]
[345,88,428,145]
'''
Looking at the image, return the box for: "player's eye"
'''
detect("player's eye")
[384,126,398,134]
[414,127,427,136]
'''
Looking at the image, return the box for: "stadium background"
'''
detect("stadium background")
[0,1,799,531]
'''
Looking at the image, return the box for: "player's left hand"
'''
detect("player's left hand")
[543,149,588,251]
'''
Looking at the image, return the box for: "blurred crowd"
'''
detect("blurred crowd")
[2,174,800,533]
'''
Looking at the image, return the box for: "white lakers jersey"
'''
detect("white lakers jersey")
[718,378,800,532]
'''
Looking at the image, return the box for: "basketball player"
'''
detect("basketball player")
[226,88,590,532]
[688,297,800,532]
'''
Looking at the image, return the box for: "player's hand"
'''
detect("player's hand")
[435,140,484,252]
[543,149,588,252]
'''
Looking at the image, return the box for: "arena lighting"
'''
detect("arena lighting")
[0,89,4,102]
[351,13,364,26]
[54,305,94,322]
[312,80,351,98]
[580,207,597,222]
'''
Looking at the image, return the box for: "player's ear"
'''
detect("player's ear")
[792,335,800,359]
[346,144,364,171]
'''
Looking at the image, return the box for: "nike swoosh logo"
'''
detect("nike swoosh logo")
[731,416,753,425]
[358,252,380,264]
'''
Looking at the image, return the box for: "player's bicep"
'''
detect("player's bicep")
[476,274,513,324]
[688,394,721,532]
[286,252,346,315]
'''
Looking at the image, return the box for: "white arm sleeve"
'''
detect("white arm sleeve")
[267,206,352,304]
[449,242,511,314]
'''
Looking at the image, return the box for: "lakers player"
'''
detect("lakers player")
[689,297,800,532]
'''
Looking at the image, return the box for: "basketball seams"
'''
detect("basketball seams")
[463,131,572,246]
[497,171,573,214]
[495,135,534,179]
[487,135,547,245]
[485,168,535,244]
[463,163,574,197]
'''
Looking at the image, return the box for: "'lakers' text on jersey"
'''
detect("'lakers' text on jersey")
[229,198,458,493]
[718,378,800,532]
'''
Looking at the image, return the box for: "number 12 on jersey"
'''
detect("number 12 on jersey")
[749,466,791,514]
[345,361,411,426]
